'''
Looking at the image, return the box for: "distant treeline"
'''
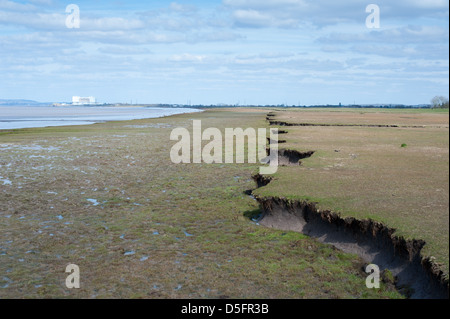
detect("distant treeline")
[152,104,433,109]
[0,100,437,109]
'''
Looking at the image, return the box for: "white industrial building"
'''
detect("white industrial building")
[72,96,97,105]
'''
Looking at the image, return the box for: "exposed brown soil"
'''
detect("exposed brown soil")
[264,109,449,128]
[270,149,315,166]
[268,120,431,129]
[251,190,449,299]
[267,138,286,144]
[264,124,315,167]
[253,111,449,298]
[252,173,273,188]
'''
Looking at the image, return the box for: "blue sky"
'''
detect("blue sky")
[0,0,448,105]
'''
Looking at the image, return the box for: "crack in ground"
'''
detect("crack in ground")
[253,196,449,299]
[247,172,449,298]
[247,112,449,298]
[265,145,315,167]
[268,120,442,129]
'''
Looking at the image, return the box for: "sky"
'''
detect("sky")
[0,0,448,105]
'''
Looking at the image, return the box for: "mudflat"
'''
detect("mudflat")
[0,107,447,298]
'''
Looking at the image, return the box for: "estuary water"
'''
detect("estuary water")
[0,106,202,130]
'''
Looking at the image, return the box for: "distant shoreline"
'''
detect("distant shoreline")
[0,99,437,109]
[0,106,202,130]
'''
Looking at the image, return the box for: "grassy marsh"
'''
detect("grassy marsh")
[255,108,449,278]
[0,109,401,298]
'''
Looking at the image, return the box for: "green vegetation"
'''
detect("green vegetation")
[254,108,449,277]
[0,109,401,298]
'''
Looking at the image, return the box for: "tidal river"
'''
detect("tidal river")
[0,106,202,130]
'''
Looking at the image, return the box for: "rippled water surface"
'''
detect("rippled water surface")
[0,106,202,130]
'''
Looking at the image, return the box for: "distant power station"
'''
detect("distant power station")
[72,96,96,105]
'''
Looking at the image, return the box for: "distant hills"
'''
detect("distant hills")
[0,99,51,106]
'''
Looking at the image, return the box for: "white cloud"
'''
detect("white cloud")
[223,0,449,28]
[0,0,36,11]
[29,0,53,5]
[232,9,271,27]
[316,25,449,59]
[319,25,448,44]
[82,17,146,31]
[0,0,448,105]
[169,2,198,13]
[407,0,448,9]
[0,10,147,31]
[97,45,153,55]
[223,0,308,10]
[169,53,207,62]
